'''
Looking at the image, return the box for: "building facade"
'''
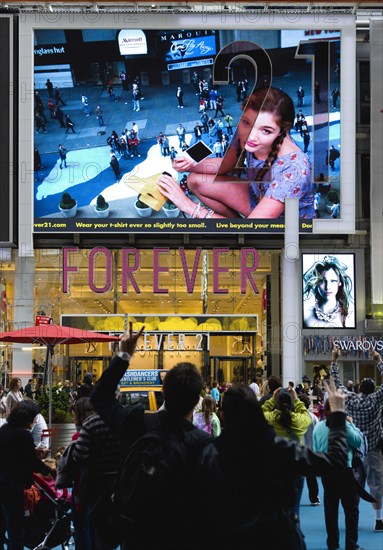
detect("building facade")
[0,3,382,390]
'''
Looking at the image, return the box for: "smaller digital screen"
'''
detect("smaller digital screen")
[120,369,167,387]
[162,34,217,63]
[302,253,355,329]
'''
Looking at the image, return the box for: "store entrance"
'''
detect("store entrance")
[210,356,254,385]
[69,356,110,386]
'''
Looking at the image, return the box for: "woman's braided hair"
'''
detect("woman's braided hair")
[241,87,295,195]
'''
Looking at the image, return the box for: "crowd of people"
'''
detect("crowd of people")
[34,75,343,224]
[104,125,142,180]
[0,326,382,550]
[34,72,343,223]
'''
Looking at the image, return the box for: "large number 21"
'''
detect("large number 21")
[212,39,332,184]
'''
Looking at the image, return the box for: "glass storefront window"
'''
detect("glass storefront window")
[0,248,275,384]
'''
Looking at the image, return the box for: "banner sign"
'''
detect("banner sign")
[35,315,52,326]
[304,336,383,358]
[161,33,217,66]
[120,369,166,387]
[167,58,214,71]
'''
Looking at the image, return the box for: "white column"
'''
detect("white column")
[12,255,35,385]
[282,199,302,385]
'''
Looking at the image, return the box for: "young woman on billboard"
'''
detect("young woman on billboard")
[157,86,315,220]
[303,255,354,328]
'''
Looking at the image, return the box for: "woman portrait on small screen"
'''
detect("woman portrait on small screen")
[303,255,354,328]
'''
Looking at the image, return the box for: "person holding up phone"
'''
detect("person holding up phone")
[157,87,315,220]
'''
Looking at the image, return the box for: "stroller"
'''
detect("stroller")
[24,473,73,550]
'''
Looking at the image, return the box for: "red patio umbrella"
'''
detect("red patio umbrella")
[0,324,121,346]
[0,324,120,426]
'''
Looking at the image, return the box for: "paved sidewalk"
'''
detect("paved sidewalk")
[300,482,383,550]
[47,482,382,550]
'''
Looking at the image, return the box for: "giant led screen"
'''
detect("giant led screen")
[33,27,342,234]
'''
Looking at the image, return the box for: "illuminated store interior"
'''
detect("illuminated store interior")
[0,248,277,385]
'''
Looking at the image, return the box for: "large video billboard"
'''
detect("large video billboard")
[21,14,355,237]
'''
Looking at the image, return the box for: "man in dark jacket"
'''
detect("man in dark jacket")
[328,145,340,171]
[109,153,121,179]
[90,323,209,550]
[0,401,55,550]
[331,346,383,532]
[55,106,65,128]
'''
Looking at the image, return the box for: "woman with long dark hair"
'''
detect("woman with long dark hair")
[197,380,348,549]
[157,86,314,219]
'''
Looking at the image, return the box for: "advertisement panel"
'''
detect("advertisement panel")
[302,253,356,329]
[120,370,166,388]
[159,30,217,69]
[19,14,354,239]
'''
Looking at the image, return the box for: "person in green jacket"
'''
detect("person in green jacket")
[262,386,312,444]
[262,386,312,519]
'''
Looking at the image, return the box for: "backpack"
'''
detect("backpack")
[110,412,211,543]
[333,148,340,159]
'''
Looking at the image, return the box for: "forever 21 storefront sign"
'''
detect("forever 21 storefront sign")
[142,333,207,351]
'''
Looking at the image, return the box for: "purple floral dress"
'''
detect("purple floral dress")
[248,150,315,218]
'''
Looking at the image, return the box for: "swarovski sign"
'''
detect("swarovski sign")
[334,338,383,352]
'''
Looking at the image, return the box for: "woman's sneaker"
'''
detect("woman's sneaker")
[374,519,383,531]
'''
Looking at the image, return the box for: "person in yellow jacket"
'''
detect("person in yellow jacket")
[262,386,312,519]
[262,386,312,444]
